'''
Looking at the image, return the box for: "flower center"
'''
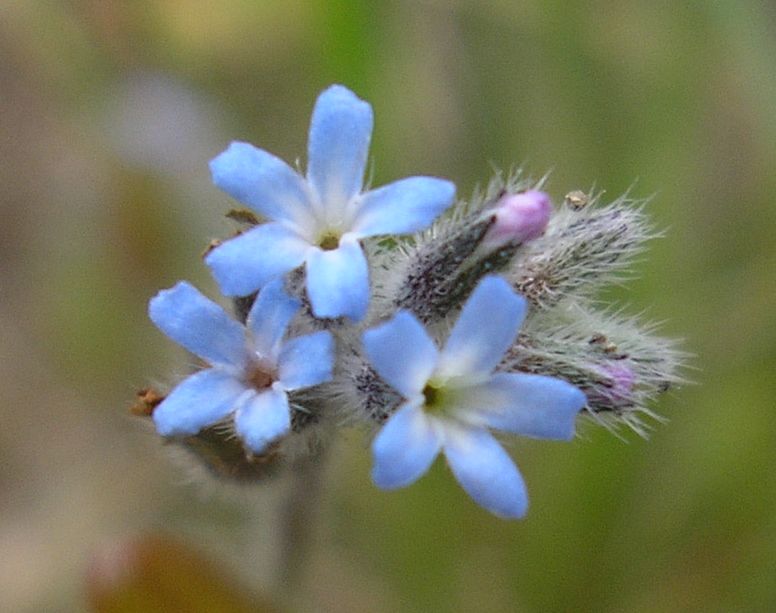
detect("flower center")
[422,381,447,412]
[245,360,277,390]
[318,231,341,251]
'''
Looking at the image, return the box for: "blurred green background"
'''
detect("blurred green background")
[2,1,775,611]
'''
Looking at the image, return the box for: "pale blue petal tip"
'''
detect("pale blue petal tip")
[479,373,587,440]
[209,141,312,225]
[208,141,248,182]
[353,177,457,237]
[444,429,529,519]
[148,281,246,367]
[318,84,365,104]
[152,370,246,437]
[234,388,291,454]
[308,84,373,207]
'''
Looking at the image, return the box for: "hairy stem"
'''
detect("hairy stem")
[274,447,327,598]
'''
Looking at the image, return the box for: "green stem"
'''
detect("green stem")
[275,447,327,597]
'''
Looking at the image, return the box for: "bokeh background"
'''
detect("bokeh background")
[2,1,775,611]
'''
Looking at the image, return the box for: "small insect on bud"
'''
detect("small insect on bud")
[564,190,589,210]
[483,190,552,249]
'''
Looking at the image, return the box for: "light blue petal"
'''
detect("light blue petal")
[149,281,246,367]
[437,276,527,379]
[460,373,585,440]
[234,386,291,454]
[246,278,300,359]
[305,237,369,320]
[372,403,442,489]
[205,222,310,297]
[278,331,334,390]
[210,141,314,229]
[362,310,439,399]
[443,426,528,519]
[153,369,247,436]
[351,177,456,238]
[307,85,373,213]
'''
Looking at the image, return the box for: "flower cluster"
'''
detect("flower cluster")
[141,85,683,518]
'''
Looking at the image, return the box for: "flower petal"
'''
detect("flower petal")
[437,276,527,380]
[153,369,247,436]
[306,85,373,215]
[452,373,586,440]
[234,385,291,454]
[305,236,369,320]
[210,141,314,230]
[443,426,528,519]
[205,222,310,297]
[362,310,439,399]
[246,278,300,359]
[278,331,334,390]
[149,281,246,367]
[372,403,442,489]
[351,177,456,237]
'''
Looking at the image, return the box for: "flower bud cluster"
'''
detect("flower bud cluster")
[358,173,683,437]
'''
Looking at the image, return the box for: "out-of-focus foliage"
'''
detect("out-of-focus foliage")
[87,535,269,613]
[1,1,774,611]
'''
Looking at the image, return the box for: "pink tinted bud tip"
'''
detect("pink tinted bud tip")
[601,363,635,404]
[485,190,552,247]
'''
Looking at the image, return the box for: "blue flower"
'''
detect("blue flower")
[362,276,587,518]
[205,84,456,321]
[148,279,334,454]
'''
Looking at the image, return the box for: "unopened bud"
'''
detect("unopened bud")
[484,190,552,248]
[598,362,635,406]
[585,362,638,413]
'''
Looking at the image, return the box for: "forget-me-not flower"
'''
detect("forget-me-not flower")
[149,279,334,453]
[205,84,456,321]
[362,276,587,518]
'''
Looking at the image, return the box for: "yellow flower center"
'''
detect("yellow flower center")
[422,380,449,413]
[318,231,341,251]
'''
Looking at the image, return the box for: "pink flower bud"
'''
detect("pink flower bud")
[600,363,635,405]
[484,190,552,248]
